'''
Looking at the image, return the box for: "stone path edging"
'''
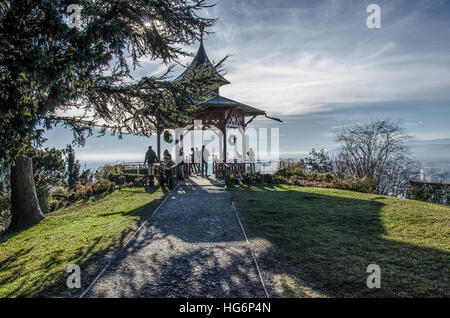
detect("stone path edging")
[232,201,270,298]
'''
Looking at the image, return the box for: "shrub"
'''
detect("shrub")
[92,179,112,195]
[117,175,126,186]
[68,192,76,202]
[240,173,283,185]
[50,200,65,211]
[314,173,337,183]
[338,176,378,194]
[0,194,11,233]
[263,174,274,183]
[51,185,69,197]
[277,161,306,177]
[237,169,378,194]
[225,174,235,188]
[241,174,252,185]
[108,182,116,193]
[135,177,146,187]
[0,193,10,211]
[45,178,115,212]
[75,186,87,199]
[85,186,93,198]
[409,181,450,205]
[125,175,147,186]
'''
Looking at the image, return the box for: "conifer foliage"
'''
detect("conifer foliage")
[0,0,222,230]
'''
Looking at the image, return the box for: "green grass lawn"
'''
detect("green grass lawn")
[0,187,165,298]
[231,184,450,298]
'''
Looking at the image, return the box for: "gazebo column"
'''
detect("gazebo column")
[241,127,246,164]
[157,130,161,161]
[222,126,227,163]
[218,132,223,161]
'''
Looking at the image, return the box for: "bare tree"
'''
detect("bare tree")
[300,148,333,173]
[335,119,417,196]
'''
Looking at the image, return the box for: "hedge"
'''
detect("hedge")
[409,180,450,206]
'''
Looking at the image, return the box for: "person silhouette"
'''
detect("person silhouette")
[201,145,210,177]
[190,147,198,175]
[178,147,185,180]
[162,149,173,177]
[195,147,201,174]
[144,146,158,176]
[248,147,256,173]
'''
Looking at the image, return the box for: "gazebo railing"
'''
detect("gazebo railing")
[121,161,193,181]
[214,160,280,179]
[121,160,281,181]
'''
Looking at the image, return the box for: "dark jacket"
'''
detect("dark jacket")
[201,147,210,163]
[144,148,157,164]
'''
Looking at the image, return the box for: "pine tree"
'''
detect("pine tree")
[66,145,80,190]
[1,0,223,230]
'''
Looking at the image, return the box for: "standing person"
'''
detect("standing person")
[162,149,173,177]
[144,146,158,176]
[178,147,185,179]
[248,147,256,173]
[195,147,201,174]
[201,145,210,177]
[190,147,198,175]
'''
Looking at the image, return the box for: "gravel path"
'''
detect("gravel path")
[85,177,267,298]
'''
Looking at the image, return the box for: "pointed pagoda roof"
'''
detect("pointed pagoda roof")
[176,39,282,122]
[175,39,230,85]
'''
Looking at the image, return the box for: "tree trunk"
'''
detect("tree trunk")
[9,157,45,231]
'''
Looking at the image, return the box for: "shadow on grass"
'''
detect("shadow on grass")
[231,184,449,297]
[60,183,449,298]
[0,186,169,298]
[2,183,447,298]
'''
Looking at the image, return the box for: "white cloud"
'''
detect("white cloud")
[411,131,450,141]
[201,0,450,115]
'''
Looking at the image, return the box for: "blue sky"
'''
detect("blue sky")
[45,0,450,168]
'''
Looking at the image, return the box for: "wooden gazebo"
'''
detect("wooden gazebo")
[156,38,280,177]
